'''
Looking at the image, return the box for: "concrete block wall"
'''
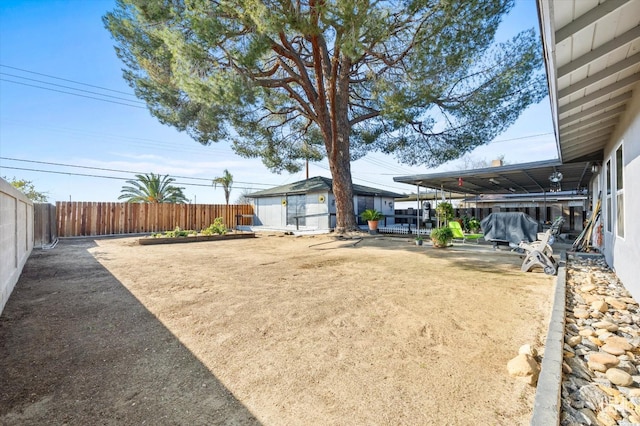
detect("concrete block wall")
[1,177,34,315]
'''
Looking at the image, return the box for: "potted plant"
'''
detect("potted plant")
[430,226,453,247]
[360,209,384,232]
[414,235,424,246]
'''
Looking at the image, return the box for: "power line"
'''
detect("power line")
[1,66,550,194]
[359,156,409,174]
[0,72,147,105]
[0,120,243,159]
[1,120,179,146]
[0,64,138,97]
[0,66,553,147]
[0,79,147,109]
[491,132,553,144]
[0,166,261,191]
[0,157,272,187]
[311,162,408,192]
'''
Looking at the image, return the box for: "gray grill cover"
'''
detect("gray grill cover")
[480,212,539,245]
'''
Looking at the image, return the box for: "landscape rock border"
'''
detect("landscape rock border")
[531,251,567,425]
[532,252,640,425]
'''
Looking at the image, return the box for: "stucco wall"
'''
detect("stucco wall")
[603,84,640,301]
[0,177,34,315]
[304,192,330,229]
[253,192,395,229]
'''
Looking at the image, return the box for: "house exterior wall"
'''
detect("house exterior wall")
[353,195,396,226]
[253,197,285,227]
[600,86,640,300]
[305,191,330,229]
[380,197,395,225]
[253,191,331,229]
[253,192,395,230]
[1,177,34,315]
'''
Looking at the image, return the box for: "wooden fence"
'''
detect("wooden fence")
[55,202,254,237]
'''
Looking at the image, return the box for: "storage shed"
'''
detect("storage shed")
[247,176,402,231]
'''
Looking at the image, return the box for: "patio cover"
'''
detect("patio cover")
[393,159,594,195]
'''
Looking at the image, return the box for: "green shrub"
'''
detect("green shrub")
[435,202,454,224]
[152,226,196,238]
[461,215,481,232]
[430,226,453,247]
[201,217,227,235]
[468,218,481,232]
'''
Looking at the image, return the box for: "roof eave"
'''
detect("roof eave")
[537,0,563,163]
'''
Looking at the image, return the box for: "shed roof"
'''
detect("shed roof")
[248,176,403,199]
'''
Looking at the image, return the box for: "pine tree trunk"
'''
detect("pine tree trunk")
[327,57,358,233]
[329,80,357,233]
[329,138,356,233]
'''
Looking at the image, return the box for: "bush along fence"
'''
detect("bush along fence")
[55,202,254,237]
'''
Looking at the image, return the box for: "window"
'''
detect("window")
[616,145,624,238]
[286,195,306,226]
[569,206,575,231]
[606,159,612,233]
[356,195,374,225]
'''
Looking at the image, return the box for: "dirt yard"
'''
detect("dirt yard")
[0,233,555,425]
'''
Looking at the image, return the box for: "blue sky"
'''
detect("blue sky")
[0,0,556,204]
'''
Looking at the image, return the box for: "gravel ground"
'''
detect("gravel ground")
[561,254,640,425]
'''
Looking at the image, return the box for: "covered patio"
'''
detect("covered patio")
[393,159,595,233]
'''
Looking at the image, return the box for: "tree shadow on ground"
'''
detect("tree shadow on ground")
[0,239,260,425]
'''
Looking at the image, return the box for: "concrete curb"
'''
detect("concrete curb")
[530,251,567,426]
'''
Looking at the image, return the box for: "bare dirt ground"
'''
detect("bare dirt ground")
[0,233,555,425]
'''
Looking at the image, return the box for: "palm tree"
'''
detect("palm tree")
[213,169,233,205]
[119,173,188,203]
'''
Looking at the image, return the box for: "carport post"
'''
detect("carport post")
[416,184,420,234]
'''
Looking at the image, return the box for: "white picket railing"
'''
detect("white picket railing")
[378,226,431,236]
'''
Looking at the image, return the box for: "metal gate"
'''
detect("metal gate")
[34,203,57,248]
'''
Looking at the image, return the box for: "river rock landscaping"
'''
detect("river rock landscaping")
[562,255,640,426]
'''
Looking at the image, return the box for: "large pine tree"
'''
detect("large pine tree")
[105,0,546,232]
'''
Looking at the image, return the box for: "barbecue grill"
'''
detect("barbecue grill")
[480,212,539,249]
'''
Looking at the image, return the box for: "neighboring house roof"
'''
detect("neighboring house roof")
[248,176,403,199]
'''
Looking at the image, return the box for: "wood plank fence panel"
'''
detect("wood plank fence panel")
[55,202,254,237]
